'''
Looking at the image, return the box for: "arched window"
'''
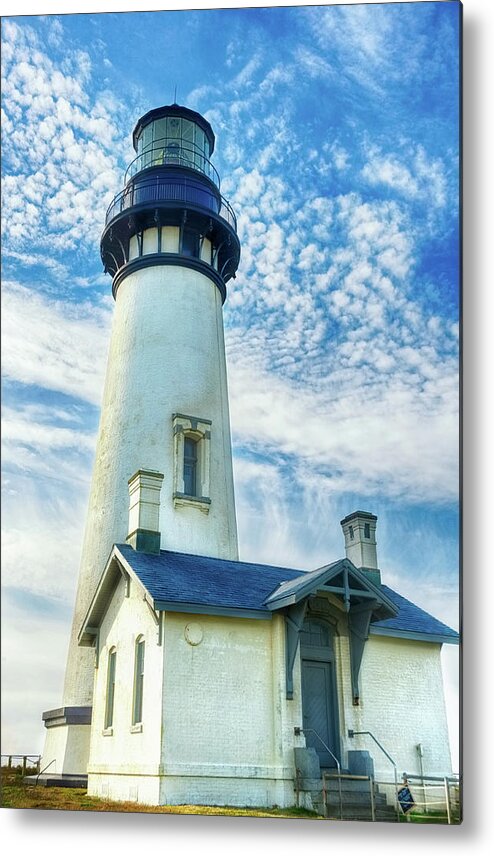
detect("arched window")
[300,618,332,651]
[132,637,145,726]
[105,648,117,729]
[172,414,211,512]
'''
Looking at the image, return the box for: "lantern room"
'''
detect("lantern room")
[100,104,240,298]
[129,104,217,185]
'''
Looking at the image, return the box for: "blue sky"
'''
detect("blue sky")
[1,1,460,766]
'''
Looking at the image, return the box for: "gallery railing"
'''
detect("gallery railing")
[105,174,237,232]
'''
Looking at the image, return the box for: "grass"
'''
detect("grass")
[1,769,460,823]
[0,767,320,818]
[398,809,461,824]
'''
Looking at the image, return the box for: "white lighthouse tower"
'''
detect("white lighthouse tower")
[41,104,241,778]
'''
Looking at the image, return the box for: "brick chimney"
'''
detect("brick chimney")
[340,511,381,586]
[126,469,164,554]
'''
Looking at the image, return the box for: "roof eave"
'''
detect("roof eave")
[77,545,150,644]
[263,559,342,609]
[370,626,460,645]
[153,601,271,620]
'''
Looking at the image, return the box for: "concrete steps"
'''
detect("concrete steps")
[23,773,88,788]
[322,775,399,822]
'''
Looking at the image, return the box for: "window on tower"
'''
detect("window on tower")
[364,523,371,539]
[172,414,212,513]
[181,227,200,258]
[183,436,198,497]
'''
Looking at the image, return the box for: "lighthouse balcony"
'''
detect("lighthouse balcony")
[101,168,240,297]
[104,170,237,233]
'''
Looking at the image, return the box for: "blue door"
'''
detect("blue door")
[300,618,340,768]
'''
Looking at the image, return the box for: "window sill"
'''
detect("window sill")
[130,723,143,734]
[173,493,211,514]
[102,727,113,737]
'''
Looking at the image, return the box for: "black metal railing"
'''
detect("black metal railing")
[105,174,237,232]
[125,138,220,187]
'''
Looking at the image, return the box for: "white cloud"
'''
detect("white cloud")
[231,53,263,90]
[1,19,134,255]
[295,46,336,81]
[1,281,111,406]
[1,595,72,754]
[1,473,88,601]
[361,145,448,210]
[2,408,94,455]
[227,349,458,505]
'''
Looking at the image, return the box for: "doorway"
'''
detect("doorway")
[300,617,340,768]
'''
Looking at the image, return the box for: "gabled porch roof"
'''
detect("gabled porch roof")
[263,557,398,621]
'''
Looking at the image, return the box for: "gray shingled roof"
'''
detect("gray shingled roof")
[115,543,301,612]
[113,543,459,643]
[371,586,459,642]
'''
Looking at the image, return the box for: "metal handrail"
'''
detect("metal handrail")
[369,775,376,821]
[104,175,237,232]
[35,758,55,785]
[322,771,377,822]
[295,727,341,770]
[348,729,400,820]
[296,727,342,819]
[377,775,459,823]
[401,774,460,823]
[126,138,220,187]
[404,773,460,783]
[324,772,370,780]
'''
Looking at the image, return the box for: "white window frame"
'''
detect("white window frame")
[131,636,145,730]
[104,648,117,733]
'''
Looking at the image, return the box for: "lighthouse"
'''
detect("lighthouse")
[41,104,241,778]
[37,103,458,809]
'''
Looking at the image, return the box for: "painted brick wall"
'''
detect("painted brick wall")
[88,599,306,807]
[160,611,305,806]
[87,574,163,802]
[87,582,453,807]
[355,635,452,780]
[163,613,277,768]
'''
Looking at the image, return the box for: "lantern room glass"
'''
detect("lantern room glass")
[135,116,210,175]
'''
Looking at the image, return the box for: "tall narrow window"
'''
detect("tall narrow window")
[364,523,371,539]
[132,638,145,726]
[105,649,116,729]
[183,436,198,496]
[172,414,211,512]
